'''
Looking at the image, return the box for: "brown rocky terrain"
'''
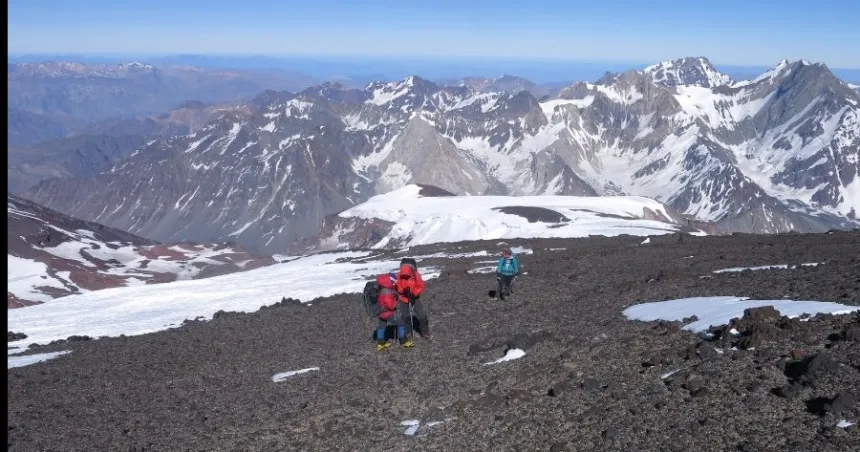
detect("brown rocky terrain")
[6,230,860,451]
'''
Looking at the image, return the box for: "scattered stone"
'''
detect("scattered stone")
[785,353,838,384]
[261,297,302,309]
[642,353,662,367]
[683,374,707,394]
[8,331,28,342]
[601,427,618,441]
[212,310,240,320]
[696,342,720,359]
[506,331,553,352]
[743,306,781,323]
[505,389,532,406]
[549,441,568,452]
[547,381,572,397]
[581,377,600,392]
[772,384,801,399]
[736,322,785,349]
[826,392,856,415]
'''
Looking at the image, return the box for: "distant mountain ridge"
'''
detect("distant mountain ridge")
[7,61,318,145]
[7,97,264,193]
[21,56,860,252]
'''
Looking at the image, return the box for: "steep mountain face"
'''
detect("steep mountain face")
[82,98,257,137]
[26,93,372,252]
[7,107,84,146]
[7,62,317,145]
[25,57,860,252]
[8,99,259,193]
[7,195,275,308]
[8,135,152,194]
[550,58,859,232]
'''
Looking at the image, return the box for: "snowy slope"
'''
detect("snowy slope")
[7,194,275,308]
[7,251,437,351]
[307,184,688,250]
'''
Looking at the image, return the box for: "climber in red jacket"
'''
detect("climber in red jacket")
[394,262,430,343]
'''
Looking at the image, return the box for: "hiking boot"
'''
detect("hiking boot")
[377,340,393,351]
[401,338,415,348]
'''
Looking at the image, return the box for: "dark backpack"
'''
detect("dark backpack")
[400,257,418,271]
[361,280,380,317]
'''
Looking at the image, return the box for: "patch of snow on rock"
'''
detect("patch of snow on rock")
[483,348,526,366]
[837,419,855,428]
[401,419,420,436]
[8,350,71,369]
[623,296,860,333]
[712,263,820,273]
[272,367,320,382]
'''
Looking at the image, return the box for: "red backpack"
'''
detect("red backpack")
[376,274,398,319]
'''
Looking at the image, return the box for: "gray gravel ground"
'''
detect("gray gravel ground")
[7,231,860,451]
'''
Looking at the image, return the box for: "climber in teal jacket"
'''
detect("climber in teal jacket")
[495,248,520,300]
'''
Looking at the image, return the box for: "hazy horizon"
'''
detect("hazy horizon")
[9,52,860,85]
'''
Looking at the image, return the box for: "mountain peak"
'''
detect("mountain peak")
[494,74,533,84]
[741,58,836,87]
[643,56,733,88]
[772,58,823,71]
[250,90,295,110]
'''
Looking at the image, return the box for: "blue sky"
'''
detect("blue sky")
[8,0,860,68]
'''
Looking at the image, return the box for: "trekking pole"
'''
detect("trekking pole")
[408,299,416,339]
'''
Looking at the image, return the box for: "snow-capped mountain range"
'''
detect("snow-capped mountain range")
[7,194,275,308]
[23,57,860,252]
[7,61,158,78]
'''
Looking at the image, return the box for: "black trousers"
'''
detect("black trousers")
[398,298,429,337]
[498,275,514,298]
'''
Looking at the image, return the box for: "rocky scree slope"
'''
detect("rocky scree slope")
[7,194,275,308]
[6,231,860,451]
[23,57,860,252]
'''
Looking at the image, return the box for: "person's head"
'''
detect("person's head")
[398,263,415,278]
[378,273,395,289]
[502,248,512,258]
